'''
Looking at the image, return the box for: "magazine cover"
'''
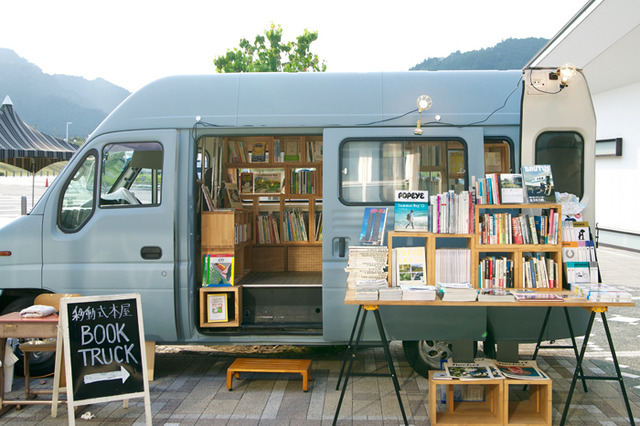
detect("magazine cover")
[444,361,494,380]
[359,207,388,245]
[202,254,235,286]
[253,170,284,193]
[493,360,548,380]
[207,293,229,322]
[522,165,555,203]
[499,173,525,204]
[395,246,426,285]
[251,142,266,162]
[394,190,429,231]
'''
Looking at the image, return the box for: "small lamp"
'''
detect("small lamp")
[414,95,433,135]
[552,63,577,88]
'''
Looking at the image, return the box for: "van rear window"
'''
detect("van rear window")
[535,132,584,199]
[339,139,467,205]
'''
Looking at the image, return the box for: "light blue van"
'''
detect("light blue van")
[0,68,596,376]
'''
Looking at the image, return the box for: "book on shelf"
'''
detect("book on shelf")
[430,190,474,234]
[290,168,316,194]
[564,261,597,284]
[225,182,243,209]
[562,220,592,242]
[273,139,282,162]
[479,256,514,289]
[478,210,558,246]
[283,139,300,162]
[493,360,548,380]
[253,171,284,193]
[436,282,477,302]
[359,207,388,246]
[562,241,596,262]
[206,293,229,323]
[522,164,555,203]
[306,140,323,162]
[522,255,558,289]
[394,247,426,286]
[513,291,563,302]
[202,254,235,286]
[201,184,214,211]
[477,288,515,302]
[250,142,267,162]
[240,172,254,193]
[315,212,323,242]
[499,173,525,204]
[228,140,247,163]
[394,190,429,231]
[255,212,280,244]
[436,249,471,286]
[282,208,309,242]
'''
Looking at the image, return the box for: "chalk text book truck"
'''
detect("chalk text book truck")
[0,68,595,376]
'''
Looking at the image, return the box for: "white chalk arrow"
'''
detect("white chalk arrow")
[83,365,131,385]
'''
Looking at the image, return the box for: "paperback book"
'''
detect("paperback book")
[394,190,429,231]
[202,254,235,286]
[522,165,555,203]
[394,247,426,286]
[359,207,388,246]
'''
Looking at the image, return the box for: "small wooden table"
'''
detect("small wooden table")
[227,358,312,391]
[0,312,60,415]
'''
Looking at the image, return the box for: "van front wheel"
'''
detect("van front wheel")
[402,340,452,378]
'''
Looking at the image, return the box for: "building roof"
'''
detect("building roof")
[0,96,77,168]
[527,0,640,94]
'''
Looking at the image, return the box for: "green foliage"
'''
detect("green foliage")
[214,24,326,73]
[411,38,548,71]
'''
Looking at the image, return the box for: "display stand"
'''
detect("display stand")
[332,305,408,426]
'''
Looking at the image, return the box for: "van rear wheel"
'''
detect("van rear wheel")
[1,296,57,378]
[402,340,452,378]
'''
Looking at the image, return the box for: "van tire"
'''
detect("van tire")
[402,340,453,378]
[0,295,56,378]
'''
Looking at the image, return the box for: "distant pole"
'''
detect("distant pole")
[65,122,72,142]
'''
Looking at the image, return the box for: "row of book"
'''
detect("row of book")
[255,210,323,244]
[290,168,317,194]
[435,249,471,286]
[430,190,474,234]
[478,210,559,245]
[523,255,559,289]
[255,213,280,244]
[282,208,309,242]
[473,165,555,205]
[228,139,323,164]
[479,256,513,289]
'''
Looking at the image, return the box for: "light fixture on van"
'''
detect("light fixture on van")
[414,95,433,135]
[551,63,577,88]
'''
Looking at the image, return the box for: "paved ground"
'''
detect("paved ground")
[0,176,639,424]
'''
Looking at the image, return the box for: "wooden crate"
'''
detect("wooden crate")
[199,286,242,327]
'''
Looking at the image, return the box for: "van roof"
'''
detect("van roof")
[91,71,523,137]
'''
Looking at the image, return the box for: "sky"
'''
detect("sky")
[3,0,588,93]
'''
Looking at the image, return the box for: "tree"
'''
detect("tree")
[214,24,326,73]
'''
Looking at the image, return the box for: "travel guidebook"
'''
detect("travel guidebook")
[394,190,429,231]
[522,165,555,203]
[359,207,388,245]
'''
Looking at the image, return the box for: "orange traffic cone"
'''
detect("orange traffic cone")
[45,177,49,187]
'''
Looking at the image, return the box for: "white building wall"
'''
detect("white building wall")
[593,81,640,249]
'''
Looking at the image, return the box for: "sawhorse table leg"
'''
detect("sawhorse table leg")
[333,305,408,426]
[560,307,635,426]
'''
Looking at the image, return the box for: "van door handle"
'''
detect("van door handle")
[141,246,163,260]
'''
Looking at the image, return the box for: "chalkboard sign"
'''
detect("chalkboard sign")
[57,293,151,425]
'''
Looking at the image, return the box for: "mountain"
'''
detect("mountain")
[411,38,548,71]
[0,48,130,139]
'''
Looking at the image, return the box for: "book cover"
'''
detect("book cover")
[394,190,429,231]
[522,165,555,203]
[206,293,229,322]
[240,172,254,193]
[201,184,213,211]
[251,142,266,162]
[359,207,388,246]
[253,171,283,193]
[202,254,235,286]
[395,247,426,286]
[283,139,300,162]
[225,182,243,209]
[499,173,525,204]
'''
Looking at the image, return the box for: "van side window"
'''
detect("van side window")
[535,132,584,198]
[59,153,97,232]
[484,139,513,173]
[100,142,163,206]
[340,139,467,204]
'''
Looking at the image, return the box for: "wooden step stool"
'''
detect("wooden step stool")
[227,358,312,391]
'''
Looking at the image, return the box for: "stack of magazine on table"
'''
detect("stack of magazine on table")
[571,283,632,303]
[440,358,548,380]
[400,285,437,301]
[436,282,478,301]
[345,245,388,301]
[477,288,515,302]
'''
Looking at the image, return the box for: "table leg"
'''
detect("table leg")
[333,306,368,425]
[336,305,361,390]
[0,337,7,415]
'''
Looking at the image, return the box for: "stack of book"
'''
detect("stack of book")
[379,287,404,301]
[435,249,471,286]
[571,283,632,303]
[429,190,474,234]
[345,246,388,290]
[400,285,437,301]
[436,282,477,301]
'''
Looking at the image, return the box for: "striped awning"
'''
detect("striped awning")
[0,96,77,164]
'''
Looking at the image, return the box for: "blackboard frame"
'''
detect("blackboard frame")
[56,293,151,425]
